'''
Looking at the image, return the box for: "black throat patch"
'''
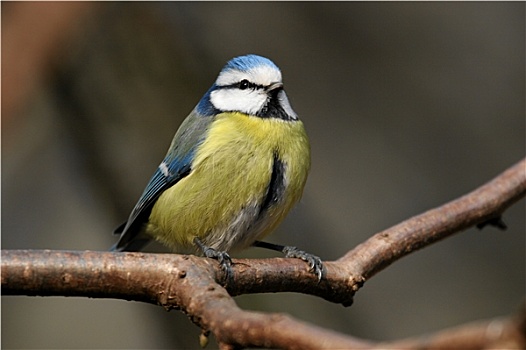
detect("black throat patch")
[257,89,295,121]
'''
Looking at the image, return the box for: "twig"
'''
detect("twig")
[377,308,526,349]
[339,158,526,282]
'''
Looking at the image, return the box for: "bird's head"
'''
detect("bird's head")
[197,54,298,121]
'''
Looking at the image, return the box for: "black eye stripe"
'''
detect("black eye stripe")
[221,80,264,91]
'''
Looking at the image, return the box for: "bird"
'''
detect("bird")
[111,54,323,280]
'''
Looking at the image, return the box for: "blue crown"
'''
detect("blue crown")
[223,54,279,73]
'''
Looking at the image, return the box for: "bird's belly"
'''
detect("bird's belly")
[147,113,309,253]
[200,199,277,251]
[147,146,282,252]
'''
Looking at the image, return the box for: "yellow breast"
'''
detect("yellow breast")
[147,112,310,252]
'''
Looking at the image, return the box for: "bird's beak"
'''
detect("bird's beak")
[266,82,283,92]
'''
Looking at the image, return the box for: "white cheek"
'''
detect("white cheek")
[210,89,267,115]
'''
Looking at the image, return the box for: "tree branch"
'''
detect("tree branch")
[339,157,526,282]
[1,250,372,349]
[3,250,524,349]
[2,158,525,349]
[378,309,526,350]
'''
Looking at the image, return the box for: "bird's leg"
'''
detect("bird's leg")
[193,237,233,280]
[253,240,325,281]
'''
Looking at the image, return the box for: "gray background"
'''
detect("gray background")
[2,2,524,349]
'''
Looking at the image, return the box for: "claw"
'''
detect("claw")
[206,249,233,280]
[194,238,233,281]
[283,246,325,281]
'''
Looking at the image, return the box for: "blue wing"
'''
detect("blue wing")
[112,111,213,251]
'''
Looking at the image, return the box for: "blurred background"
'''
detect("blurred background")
[2,2,524,349]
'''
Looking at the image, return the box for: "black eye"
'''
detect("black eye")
[239,79,250,90]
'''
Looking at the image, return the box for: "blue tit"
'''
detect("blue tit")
[111,54,323,279]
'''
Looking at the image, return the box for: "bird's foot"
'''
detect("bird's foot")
[282,246,325,281]
[253,241,324,281]
[204,248,233,278]
[194,238,233,281]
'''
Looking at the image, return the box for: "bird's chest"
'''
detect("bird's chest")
[195,114,289,217]
[150,113,309,251]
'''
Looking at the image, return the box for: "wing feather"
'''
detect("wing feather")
[112,111,213,251]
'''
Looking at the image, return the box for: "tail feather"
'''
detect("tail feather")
[110,238,151,252]
[110,221,151,252]
[113,221,127,235]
